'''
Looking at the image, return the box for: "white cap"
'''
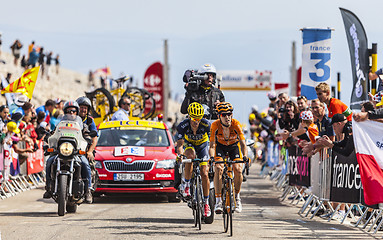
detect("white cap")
[251,105,258,112]
[39,122,48,129]
[14,94,28,107]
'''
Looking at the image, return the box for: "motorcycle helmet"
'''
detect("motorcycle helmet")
[157,113,164,121]
[199,63,216,79]
[63,100,79,114]
[76,96,92,110]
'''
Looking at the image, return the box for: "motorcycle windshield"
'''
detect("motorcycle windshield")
[48,115,88,151]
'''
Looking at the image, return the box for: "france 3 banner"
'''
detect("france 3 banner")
[288,146,310,187]
[353,119,383,205]
[301,28,332,100]
[217,70,272,91]
[330,150,361,204]
[340,8,369,110]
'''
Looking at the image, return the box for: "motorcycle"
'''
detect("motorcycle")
[45,115,92,216]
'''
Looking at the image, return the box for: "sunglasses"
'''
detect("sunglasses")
[190,116,201,122]
[122,102,130,106]
[221,112,232,117]
[65,110,77,114]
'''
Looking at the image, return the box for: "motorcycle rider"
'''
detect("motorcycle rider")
[176,102,212,217]
[43,101,93,203]
[180,63,225,120]
[76,96,98,162]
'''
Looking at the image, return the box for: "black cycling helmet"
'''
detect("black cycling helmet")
[63,100,79,114]
[76,96,92,109]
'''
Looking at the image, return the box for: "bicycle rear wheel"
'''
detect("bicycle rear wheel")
[228,178,234,236]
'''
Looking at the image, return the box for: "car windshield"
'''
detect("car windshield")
[97,127,170,147]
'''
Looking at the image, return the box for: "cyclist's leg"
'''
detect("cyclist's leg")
[195,142,210,198]
[214,143,226,204]
[182,142,195,197]
[230,142,243,196]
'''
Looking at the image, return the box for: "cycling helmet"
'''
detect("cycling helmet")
[199,63,217,78]
[63,100,79,114]
[76,96,92,109]
[187,102,204,120]
[300,110,313,120]
[216,102,233,114]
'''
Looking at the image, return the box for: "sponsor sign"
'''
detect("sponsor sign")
[330,150,361,203]
[27,141,44,175]
[340,8,369,109]
[217,70,272,90]
[114,146,145,157]
[143,62,164,113]
[288,146,310,187]
[301,28,332,100]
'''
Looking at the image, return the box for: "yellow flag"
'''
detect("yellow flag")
[1,66,40,99]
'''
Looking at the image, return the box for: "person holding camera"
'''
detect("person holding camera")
[180,63,225,120]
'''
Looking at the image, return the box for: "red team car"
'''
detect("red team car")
[94,120,180,202]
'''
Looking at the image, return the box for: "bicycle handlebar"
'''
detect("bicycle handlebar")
[182,158,210,163]
[214,159,246,164]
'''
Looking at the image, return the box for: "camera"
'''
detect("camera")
[183,69,208,92]
[279,107,286,113]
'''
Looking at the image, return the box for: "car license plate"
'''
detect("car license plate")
[114,173,144,181]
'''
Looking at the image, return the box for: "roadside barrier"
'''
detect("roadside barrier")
[0,140,45,200]
[261,142,383,235]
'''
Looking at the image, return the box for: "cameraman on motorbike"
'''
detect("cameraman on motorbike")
[180,63,225,120]
[43,101,93,203]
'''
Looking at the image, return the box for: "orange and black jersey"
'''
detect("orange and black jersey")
[210,118,245,146]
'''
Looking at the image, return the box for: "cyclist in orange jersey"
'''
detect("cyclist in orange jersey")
[209,102,248,214]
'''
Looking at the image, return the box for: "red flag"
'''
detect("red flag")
[353,119,383,205]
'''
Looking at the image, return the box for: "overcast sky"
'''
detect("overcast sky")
[0,0,382,124]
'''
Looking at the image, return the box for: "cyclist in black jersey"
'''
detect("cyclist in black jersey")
[176,102,212,217]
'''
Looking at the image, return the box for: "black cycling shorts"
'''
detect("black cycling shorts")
[215,141,242,161]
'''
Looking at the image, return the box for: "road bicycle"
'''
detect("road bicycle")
[85,76,156,125]
[215,157,247,236]
[180,156,215,230]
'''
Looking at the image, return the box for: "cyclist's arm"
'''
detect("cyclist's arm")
[209,141,216,159]
[239,139,248,159]
[176,139,184,156]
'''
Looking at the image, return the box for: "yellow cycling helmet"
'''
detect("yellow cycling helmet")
[188,102,204,120]
[216,102,233,114]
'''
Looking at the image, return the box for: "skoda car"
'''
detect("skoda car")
[94,120,179,202]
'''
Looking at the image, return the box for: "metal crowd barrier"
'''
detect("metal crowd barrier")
[260,144,383,236]
[0,141,46,200]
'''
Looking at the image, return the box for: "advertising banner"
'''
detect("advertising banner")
[27,141,44,175]
[340,8,369,110]
[217,70,272,91]
[143,62,163,113]
[301,28,332,100]
[288,146,310,187]
[330,150,361,203]
[267,140,279,167]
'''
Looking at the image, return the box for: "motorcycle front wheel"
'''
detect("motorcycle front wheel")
[58,175,68,216]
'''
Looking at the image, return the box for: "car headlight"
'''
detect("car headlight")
[156,159,176,169]
[59,142,74,156]
[95,161,103,169]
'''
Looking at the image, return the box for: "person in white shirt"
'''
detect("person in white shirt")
[111,96,131,121]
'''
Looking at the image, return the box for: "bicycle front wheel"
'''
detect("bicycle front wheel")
[222,182,229,233]
[195,176,202,230]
